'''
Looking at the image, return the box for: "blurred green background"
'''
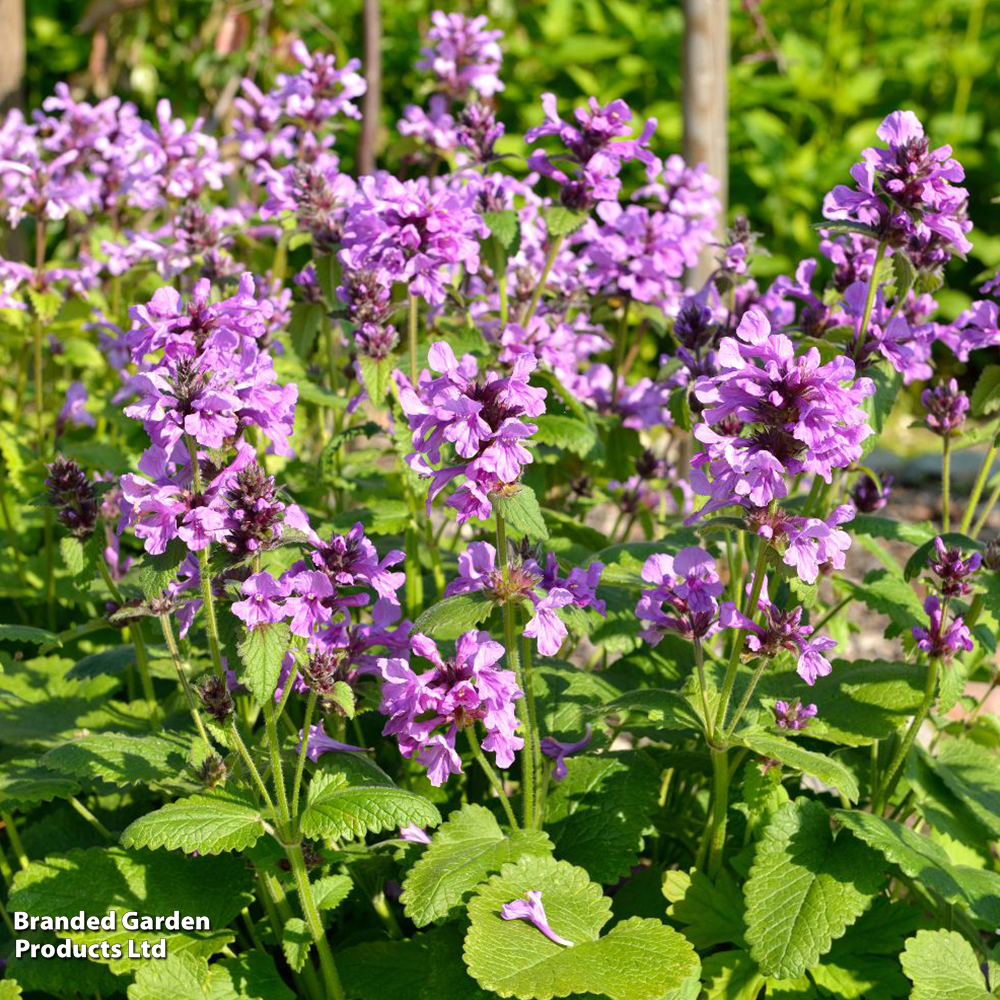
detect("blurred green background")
[23,0,1000,311]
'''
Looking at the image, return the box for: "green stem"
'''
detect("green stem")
[263,698,291,835]
[812,593,851,633]
[942,435,952,533]
[693,638,713,743]
[227,718,278,822]
[259,873,323,1000]
[852,241,887,361]
[408,293,419,384]
[519,621,543,828]
[287,842,347,1000]
[714,540,769,735]
[186,437,226,677]
[465,726,519,829]
[159,613,211,746]
[67,796,114,841]
[496,512,535,828]
[875,657,939,813]
[274,656,302,723]
[704,748,730,877]
[520,234,564,326]
[291,690,318,822]
[498,269,509,327]
[723,658,768,740]
[98,555,160,729]
[2,812,28,870]
[960,426,999,534]
[423,517,446,596]
[972,472,1000,539]
[610,297,631,408]
[0,896,15,936]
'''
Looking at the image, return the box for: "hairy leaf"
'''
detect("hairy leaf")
[42,731,194,787]
[900,929,992,1000]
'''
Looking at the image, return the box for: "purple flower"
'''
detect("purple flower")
[721,589,837,686]
[399,824,432,844]
[397,343,546,523]
[824,110,971,263]
[913,595,974,660]
[922,379,969,436]
[285,570,336,638]
[540,725,593,782]
[232,571,290,628]
[46,457,99,539]
[526,93,657,212]
[689,308,873,518]
[378,630,522,785]
[782,505,855,585]
[773,699,818,731]
[928,537,982,598]
[340,175,488,306]
[417,11,504,98]
[299,722,368,762]
[523,588,574,657]
[501,890,573,947]
[852,472,893,513]
[636,547,724,644]
[57,381,95,433]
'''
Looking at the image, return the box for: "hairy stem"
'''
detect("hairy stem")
[158,612,211,746]
[942,435,952,533]
[408,292,419,383]
[520,234,564,326]
[291,690,317,822]
[852,240,887,362]
[465,726,519,829]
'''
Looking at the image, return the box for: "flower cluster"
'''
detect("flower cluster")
[773,699,818,731]
[927,537,982,598]
[397,342,546,523]
[913,595,974,661]
[922,379,969,436]
[636,547,724,644]
[378,630,522,785]
[690,308,873,517]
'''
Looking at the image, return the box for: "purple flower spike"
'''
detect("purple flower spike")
[773,699,818,731]
[913,594,974,660]
[852,472,893,513]
[540,724,593,782]
[929,537,982,597]
[922,379,969,436]
[501,890,573,947]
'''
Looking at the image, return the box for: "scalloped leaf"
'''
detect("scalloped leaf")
[301,754,441,841]
[42,732,194,787]
[0,759,81,809]
[544,751,659,884]
[127,950,294,1000]
[492,485,549,541]
[900,930,992,1000]
[121,786,265,854]
[237,622,290,705]
[402,803,553,926]
[413,592,495,639]
[744,800,883,979]
[463,855,700,1000]
[834,808,1000,927]
[933,737,1000,837]
[735,731,859,802]
[9,846,253,973]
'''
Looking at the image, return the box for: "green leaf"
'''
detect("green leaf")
[851,515,935,548]
[890,250,915,302]
[594,688,702,735]
[301,754,441,841]
[971,364,1000,418]
[744,800,883,979]
[121,786,265,854]
[312,874,353,912]
[0,623,61,646]
[65,644,136,679]
[357,353,395,404]
[0,759,81,809]
[413,592,495,639]
[668,385,692,432]
[735,731,860,802]
[933,737,1000,837]
[838,569,925,633]
[10,847,253,973]
[534,414,598,457]
[813,220,878,238]
[329,679,356,719]
[860,364,903,459]
[483,210,521,252]
[237,622,290,704]
[282,917,312,974]
[401,803,553,927]
[834,808,1000,926]
[288,301,325,360]
[138,539,187,599]
[128,950,294,1000]
[492,485,549,541]
[904,531,981,582]
[463,855,700,1000]
[546,207,589,237]
[662,868,747,949]
[0,982,22,1000]
[340,924,492,1000]
[314,254,340,303]
[42,731,194,787]
[700,951,767,1000]
[900,929,992,1000]
[544,751,660,884]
